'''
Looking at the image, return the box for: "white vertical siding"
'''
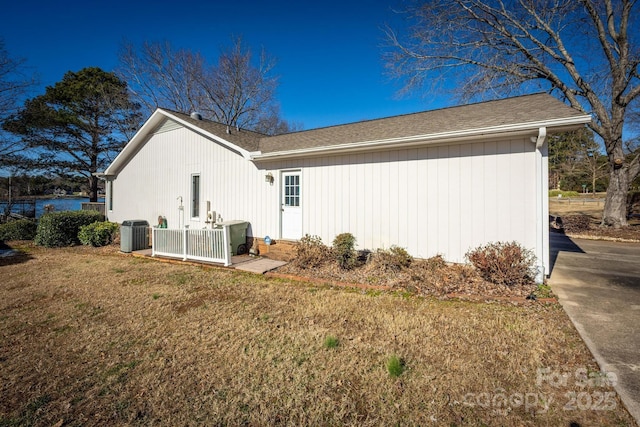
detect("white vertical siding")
[109,126,280,238]
[110,123,541,266]
[294,137,538,263]
[459,143,473,255]
[405,148,419,253]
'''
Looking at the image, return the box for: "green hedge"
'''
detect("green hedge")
[0,219,38,241]
[35,210,104,247]
[78,221,119,247]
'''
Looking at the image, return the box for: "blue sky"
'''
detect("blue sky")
[2,0,453,130]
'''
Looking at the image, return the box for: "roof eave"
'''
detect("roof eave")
[250,115,591,161]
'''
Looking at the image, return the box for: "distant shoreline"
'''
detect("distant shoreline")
[1,195,103,201]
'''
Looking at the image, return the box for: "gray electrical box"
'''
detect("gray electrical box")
[215,220,249,255]
[120,220,150,253]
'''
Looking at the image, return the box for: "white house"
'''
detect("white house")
[102,93,590,277]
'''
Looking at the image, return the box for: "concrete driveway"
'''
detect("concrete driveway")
[549,233,640,424]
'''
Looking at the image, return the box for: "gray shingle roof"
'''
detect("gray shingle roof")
[162,93,588,156]
[257,93,587,153]
[162,109,265,152]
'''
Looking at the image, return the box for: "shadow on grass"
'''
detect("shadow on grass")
[0,241,34,267]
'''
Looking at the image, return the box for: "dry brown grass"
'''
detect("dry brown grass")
[0,243,635,426]
[549,199,605,217]
[550,199,640,241]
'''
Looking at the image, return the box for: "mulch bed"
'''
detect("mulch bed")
[275,257,540,301]
[561,214,640,242]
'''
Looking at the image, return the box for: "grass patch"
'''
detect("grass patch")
[168,271,192,286]
[0,245,634,426]
[103,361,140,380]
[1,395,52,426]
[534,284,554,299]
[386,354,405,378]
[323,335,339,349]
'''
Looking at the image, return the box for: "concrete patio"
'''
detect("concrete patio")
[131,248,287,274]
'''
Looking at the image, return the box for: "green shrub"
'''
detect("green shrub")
[0,219,38,241]
[332,232,358,270]
[78,221,119,247]
[368,245,413,272]
[293,234,332,269]
[35,210,104,247]
[465,241,536,286]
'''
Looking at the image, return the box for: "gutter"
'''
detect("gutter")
[250,115,591,161]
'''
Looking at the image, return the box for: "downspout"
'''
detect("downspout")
[533,127,548,283]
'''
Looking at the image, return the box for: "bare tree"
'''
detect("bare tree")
[549,129,609,193]
[117,37,295,135]
[0,37,37,165]
[117,41,206,117]
[386,0,640,227]
[549,131,586,190]
[579,135,609,195]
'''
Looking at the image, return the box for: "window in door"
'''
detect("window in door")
[283,173,300,207]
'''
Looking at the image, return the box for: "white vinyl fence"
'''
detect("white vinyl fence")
[152,227,232,266]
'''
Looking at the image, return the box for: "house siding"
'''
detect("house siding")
[109,124,541,265]
[267,137,537,263]
[108,126,280,238]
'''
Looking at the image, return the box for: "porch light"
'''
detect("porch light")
[265,172,274,184]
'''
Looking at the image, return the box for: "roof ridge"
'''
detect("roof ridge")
[158,108,269,138]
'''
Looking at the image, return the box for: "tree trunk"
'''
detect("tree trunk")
[89,175,99,203]
[602,165,630,228]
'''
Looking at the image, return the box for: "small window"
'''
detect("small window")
[191,174,200,218]
[108,181,113,211]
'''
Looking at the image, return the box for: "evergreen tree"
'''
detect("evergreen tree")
[3,67,141,201]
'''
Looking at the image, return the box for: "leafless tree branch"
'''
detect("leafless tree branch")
[116,37,293,135]
[385,0,640,226]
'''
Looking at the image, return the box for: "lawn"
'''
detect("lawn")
[0,244,635,426]
[549,197,640,241]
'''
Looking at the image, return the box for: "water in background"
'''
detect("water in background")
[35,198,105,218]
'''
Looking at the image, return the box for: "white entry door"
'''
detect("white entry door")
[281,171,302,240]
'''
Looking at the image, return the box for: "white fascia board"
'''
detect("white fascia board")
[103,109,253,176]
[251,115,591,161]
